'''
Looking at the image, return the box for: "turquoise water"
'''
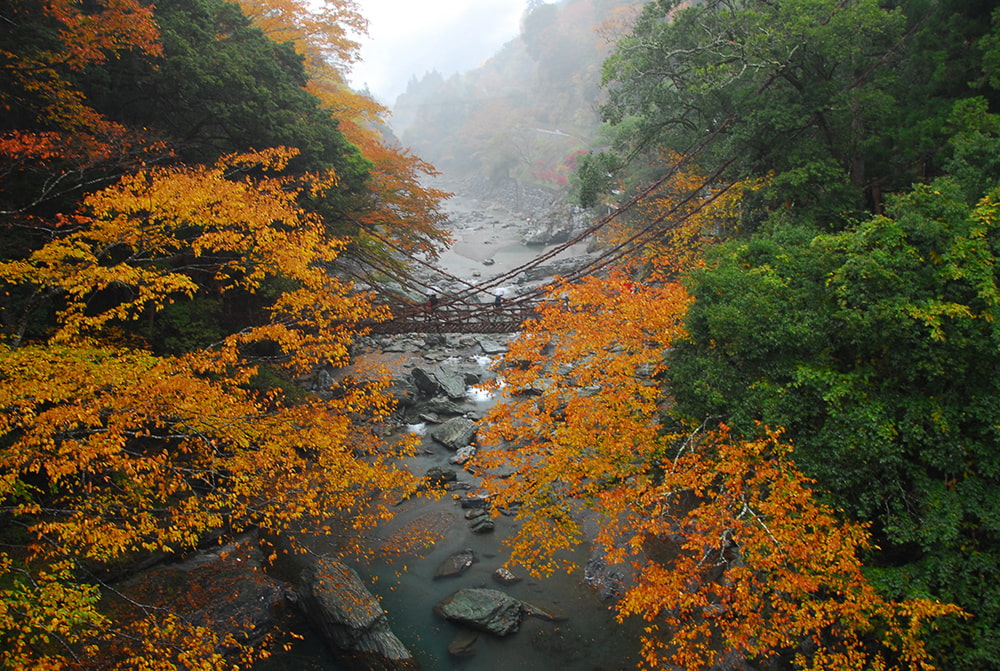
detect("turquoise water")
[261,502,641,671]
[258,417,643,671]
[357,502,641,671]
[256,195,642,669]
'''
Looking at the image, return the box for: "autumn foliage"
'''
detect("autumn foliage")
[233,0,453,259]
[0,146,420,669]
[596,150,767,280]
[478,267,962,669]
[1,0,977,669]
[0,0,435,667]
[0,0,167,214]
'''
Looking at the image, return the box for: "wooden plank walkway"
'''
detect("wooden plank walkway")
[360,302,538,334]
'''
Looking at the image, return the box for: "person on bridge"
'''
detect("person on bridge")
[493,292,504,308]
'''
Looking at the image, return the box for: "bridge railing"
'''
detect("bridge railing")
[360,301,539,334]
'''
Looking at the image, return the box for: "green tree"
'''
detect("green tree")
[669,176,1000,668]
[479,272,960,671]
[587,1,1000,667]
[590,0,1000,226]
[82,0,369,181]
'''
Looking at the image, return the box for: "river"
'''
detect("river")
[257,193,644,671]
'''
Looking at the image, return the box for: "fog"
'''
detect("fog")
[349,0,527,104]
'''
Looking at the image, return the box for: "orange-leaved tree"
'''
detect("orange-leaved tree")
[477,271,963,670]
[0,148,419,669]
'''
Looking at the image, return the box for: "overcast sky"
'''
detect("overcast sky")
[348,0,527,105]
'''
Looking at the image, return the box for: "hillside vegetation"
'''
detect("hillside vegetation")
[394,0,645,191]
[0,0,443,666]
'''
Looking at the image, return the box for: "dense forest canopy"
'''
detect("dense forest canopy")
[3,0,1000,669]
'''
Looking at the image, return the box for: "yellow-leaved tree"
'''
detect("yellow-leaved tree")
[0,148,419,669]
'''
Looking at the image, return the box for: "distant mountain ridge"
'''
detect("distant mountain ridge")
[392,0,646,195]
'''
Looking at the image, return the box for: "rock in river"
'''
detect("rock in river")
[423,465,458,488]
[430,416,476,450]
[492,567,521,585]
[433,548,476,579]
[423,396,466,417]
[448,445,476,465]
[465,508,495,534]
[433,588,524,636]
[297,558,418,670]
[116,533,286,650]
[434,365,468,400]
[477,338,507,355]
[411,367,441,397]
[447,629,479,657]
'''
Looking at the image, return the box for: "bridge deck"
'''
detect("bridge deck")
[361,303,538,334]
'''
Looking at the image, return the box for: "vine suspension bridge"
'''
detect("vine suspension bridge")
[345,140,742,334]
[344,120,742,335]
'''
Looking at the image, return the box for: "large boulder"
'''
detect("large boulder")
[423,397,466,417]
[583,553,626,601]
[430,417,476,450]
[433,588,524,636]
[522,212,573,246]
[297,558,418,670]
[387,376,419,410]
[434,366,468,400]
[115,534,286,651]
[520,205,592,246]
[477,338,507,355]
